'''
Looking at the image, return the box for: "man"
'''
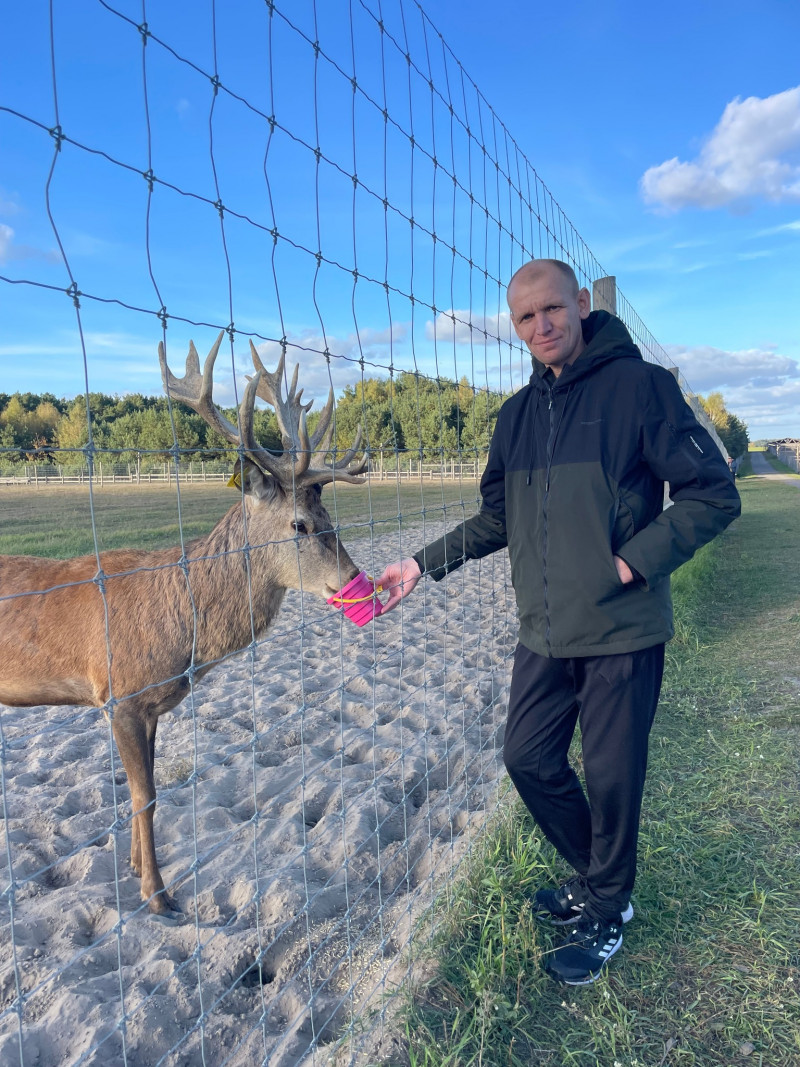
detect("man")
[376,259,741,985]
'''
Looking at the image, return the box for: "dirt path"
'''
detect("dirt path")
[748,449,800,486]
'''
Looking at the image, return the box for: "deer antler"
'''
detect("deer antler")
[159,332,368,488]
[248,340,367,486]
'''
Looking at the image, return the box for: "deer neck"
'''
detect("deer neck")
[182,502,287,664]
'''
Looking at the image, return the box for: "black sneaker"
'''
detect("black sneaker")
[544,915,623,985]
[534,874,587,925]
[534,876,634,926]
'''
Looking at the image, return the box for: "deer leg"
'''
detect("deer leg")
[113,706,179,915]
[129,716,158,878]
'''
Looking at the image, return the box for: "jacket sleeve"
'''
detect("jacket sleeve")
[614,368,741,588]
[412,415,508,581]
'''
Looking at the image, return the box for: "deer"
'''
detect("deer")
[0,332,367,916]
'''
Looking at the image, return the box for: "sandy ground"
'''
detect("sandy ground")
[0,525,517,1067]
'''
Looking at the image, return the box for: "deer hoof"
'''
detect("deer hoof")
[151,908,187,926]
[147,888,181,917]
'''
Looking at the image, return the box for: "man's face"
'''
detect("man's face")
[507,267,591,376]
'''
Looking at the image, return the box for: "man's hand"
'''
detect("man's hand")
[613,555,635,585]
[376,557,422,614]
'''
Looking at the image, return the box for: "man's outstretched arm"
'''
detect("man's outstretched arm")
[377,505,508,615]
[377,413,510,615]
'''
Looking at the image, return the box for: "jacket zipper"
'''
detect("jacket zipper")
[542,388,555,655]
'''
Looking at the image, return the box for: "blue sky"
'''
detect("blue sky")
[1,0,798,440]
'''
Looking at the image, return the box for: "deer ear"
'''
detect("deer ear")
[229,459,282,502]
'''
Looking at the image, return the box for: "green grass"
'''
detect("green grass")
[391,472,800,1067]
[0,479,478,558]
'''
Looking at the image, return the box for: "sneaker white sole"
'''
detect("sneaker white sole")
[559,935,624,986]
[550,901,634,926]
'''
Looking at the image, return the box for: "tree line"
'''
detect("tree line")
[0,373,505,468]
[0,379,748,469]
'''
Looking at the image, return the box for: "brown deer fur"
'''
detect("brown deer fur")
[0,338,365,915]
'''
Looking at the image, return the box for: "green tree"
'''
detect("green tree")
[0,396,35,450]
[460,387,503,458]
[106,406,202,463]
[55,396,109,456]
[0,395,66,455]
[334,377,401,466]
[198,405,282,460]
[698,392,749,458]
[30,401,62,440]
[391,372,463,461]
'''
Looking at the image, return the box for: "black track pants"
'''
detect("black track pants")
[503,642,665,924]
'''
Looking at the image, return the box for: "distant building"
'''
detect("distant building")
[767,438,800,473]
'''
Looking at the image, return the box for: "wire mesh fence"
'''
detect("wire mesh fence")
[1,2,726,1065]
[0,459,486,486]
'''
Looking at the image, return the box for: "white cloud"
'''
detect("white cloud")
[755,219,800,236]
[720,379,800,439]
[0,221,61,264]
[0,188,22,216]
[0,332,157,362]
[0,223,13,261]
[679,261,712,274]
[236,324,407,405]
[666,343,800,438]
[425,308,515,345]
[641,86,800,210]
[666,343,799,391]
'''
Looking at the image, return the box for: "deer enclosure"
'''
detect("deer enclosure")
[0,496,515,1065]
[0,0,696,1063]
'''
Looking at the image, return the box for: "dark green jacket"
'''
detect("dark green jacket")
[413,312,741,657]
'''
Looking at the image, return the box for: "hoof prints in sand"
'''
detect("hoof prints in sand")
[0,543,515,1066]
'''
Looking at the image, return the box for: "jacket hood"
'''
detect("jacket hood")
[529,311,643,391]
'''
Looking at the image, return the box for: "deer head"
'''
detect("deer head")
[158,332,365,598]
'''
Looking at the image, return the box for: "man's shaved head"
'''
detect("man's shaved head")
[505,258,591,376]
[507,259,580,301]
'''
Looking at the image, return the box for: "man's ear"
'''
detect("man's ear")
[577,287,592,319]
[228,459,282,502]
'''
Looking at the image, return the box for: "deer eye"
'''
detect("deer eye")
[292,521,308,535]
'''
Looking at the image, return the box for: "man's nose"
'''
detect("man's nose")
[535,313,553,336]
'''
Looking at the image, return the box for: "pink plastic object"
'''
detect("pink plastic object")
[327,570,384,627]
